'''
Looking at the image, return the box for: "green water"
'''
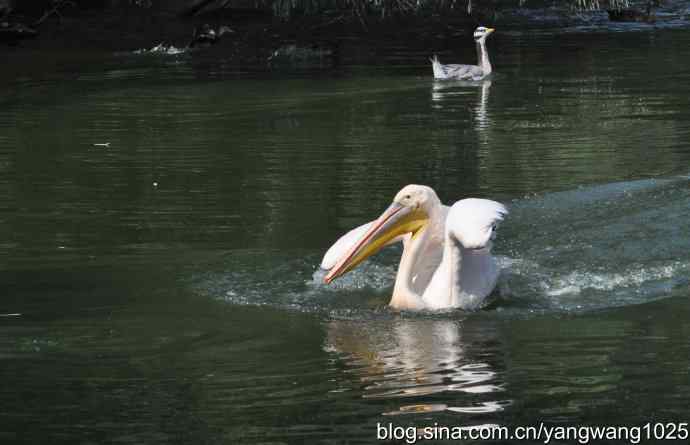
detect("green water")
[1,24,690,444]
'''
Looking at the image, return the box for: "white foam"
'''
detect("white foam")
[133,44,186,55]
[544,262,687,297]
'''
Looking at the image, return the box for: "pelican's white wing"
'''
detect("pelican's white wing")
[450,198,508,250]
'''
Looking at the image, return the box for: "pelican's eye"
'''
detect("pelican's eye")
[404,194,411,200]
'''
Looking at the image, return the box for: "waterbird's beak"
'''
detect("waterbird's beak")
[486,28,495,34]
[324,202,429,284]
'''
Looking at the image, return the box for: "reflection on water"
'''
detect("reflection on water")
[431,79,492,132]
[326,317,510,417]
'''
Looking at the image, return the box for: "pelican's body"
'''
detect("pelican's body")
[322,185,507,311]
[431,26,495,81]
[421,199,506,310]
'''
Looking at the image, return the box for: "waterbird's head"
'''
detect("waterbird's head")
[324,185,440,284]
[446,198,507,250]
[473,26,495,42]
[392,184,442,214]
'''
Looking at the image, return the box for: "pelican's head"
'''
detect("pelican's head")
[446,198,507,250]
[473,26,495,42]
[324,185,439,284]
[392,184,442,213]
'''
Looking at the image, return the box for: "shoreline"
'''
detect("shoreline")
[1,2,689,76]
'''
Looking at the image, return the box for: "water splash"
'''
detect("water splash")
[190,175,690,317]
[310,263,395,292]
[133,43,187,55]
[545,262,687,296]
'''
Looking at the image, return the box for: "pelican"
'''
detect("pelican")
[323,186,507,311]
[431,26,495,81]
[322,185,448,306]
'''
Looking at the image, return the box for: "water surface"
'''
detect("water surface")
[1,24,690,444]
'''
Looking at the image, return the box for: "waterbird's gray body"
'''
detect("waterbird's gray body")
[431,26,494,81]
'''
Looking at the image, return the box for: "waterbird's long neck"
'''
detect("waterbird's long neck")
[390,201,446,310]
[390,226,429,311]
[476,39,492,75]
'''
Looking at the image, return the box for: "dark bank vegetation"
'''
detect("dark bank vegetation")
[3,0,638,25]
[0,0,674,52]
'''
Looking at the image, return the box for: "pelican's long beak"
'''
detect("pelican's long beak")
[324,202,428,284]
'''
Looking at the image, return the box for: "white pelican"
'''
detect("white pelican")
[323,186,507,311]
[322,185,449,308]
[431,26,495,81]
